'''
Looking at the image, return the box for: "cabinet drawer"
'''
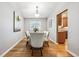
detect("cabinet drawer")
[58,32,66,44]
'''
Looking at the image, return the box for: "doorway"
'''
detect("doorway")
[57,9,68,48]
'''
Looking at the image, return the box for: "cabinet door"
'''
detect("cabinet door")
[58,32,66,44]
[63,17,68,27]
[57,14,62,26]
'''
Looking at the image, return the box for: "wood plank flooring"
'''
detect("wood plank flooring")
[4,38,72,57]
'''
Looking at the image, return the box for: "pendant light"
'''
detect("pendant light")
[35,6,40,17]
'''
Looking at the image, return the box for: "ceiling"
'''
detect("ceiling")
[10,2,66,18]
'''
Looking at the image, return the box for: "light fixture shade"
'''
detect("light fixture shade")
[35,5,40,17]
[35,13,40,17]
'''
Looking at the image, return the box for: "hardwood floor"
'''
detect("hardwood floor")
[4,38,72,57]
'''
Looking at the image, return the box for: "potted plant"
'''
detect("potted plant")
[33,27,38,32]
[16,16,20,21]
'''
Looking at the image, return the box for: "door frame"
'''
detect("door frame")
[56,9,68,43]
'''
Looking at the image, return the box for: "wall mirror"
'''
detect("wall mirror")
[13,11,21,32]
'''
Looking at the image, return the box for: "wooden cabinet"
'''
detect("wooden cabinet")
[57,9,68,44]
[65,31,68,39]
[63,17,68,27]
[57,14,62,26]
[57,32,66,44]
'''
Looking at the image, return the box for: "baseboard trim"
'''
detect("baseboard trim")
[66,49,78,57]
[50,39,58,45]
[1,37,24,57]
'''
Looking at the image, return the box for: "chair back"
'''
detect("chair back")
[44,31,49,41]
[30,33,44,48]
[25,31,30,39]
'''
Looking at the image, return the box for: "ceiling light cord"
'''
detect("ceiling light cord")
[35,6,40,17]
[36,6,38,14]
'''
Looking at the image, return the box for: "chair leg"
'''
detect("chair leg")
[26,41,28,47]
[40,48,43,56]
[31,47,33,56]
[31,47,43,56]
[47,41,49,47]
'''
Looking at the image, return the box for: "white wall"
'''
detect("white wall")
[47,16,57,42]
[47,3,67,42]
[47,2,79,56]
[0,3,24,56]
[24,18,47,32]
[68,3,79,56]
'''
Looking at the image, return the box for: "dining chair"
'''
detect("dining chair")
[30,33,44,56]
[44,31,49,47]
[25,31,31,47]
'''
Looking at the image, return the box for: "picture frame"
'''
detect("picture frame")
[49,19,52,28]
[13,11,21,32]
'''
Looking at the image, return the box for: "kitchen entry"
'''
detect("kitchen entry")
[56,9,68,47]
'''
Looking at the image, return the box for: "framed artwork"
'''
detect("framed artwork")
[13,11,21,32]
[30,21,41,31]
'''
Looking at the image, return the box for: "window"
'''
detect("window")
[30,21,41,31]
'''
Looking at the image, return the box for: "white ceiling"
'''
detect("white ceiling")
[10,2,66,18]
